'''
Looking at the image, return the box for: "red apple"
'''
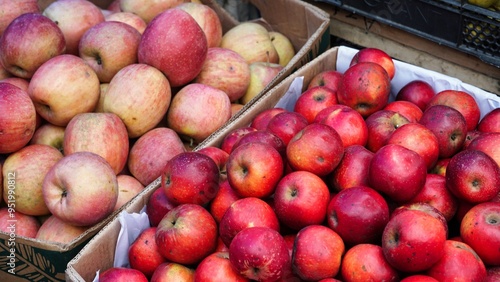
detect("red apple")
[386,122,440,169]
[161,151,220,206]
[426,89,481,131]
[0,208,40,238]
[349,47,396,80]
[400,275,439,282]
[0,13,65,79]
[266,110,309,146]
[463,129,484,149]
[395,80,435,111]
[426,240,487,281]
[306,70,343,92]
[460,202,500,266]
[273,170,330,231]
[196,146,230,177]
[229,226,290,281]
[43,0,105,55]
[0,0,40,35]
[293,86,338,123]
[194,251,249,282]
[232,130,286,159]
[0,82,37,154]
[383,100,424,123]
[327,186,390,246]
[0,77,30,92]
[219,197,280,247]
[226,142,284,198]
[337,61,391,118]
[156,203,217,265]
[468,132,500,167]
[292,224,345,281]
[128,227,168,279]
[340,244,399,282]
[430,158,451,177]
[315,104,369,147]
[445,149,500,203]
[99,267,148,282]
[146,188,177,228]
[365,109,410,153]
[382,208,447,273]
[329,144,374,191]
[176,2,223,48]
[219,126,259,154]
[391,202,449,238]
[478,108,500,133]
[138,8,207,87]
[150,262,195,282]
[128,127,185,186]
[369,144,427,203]
[250,107,287,131]
[286,123,344,176]
[208,179,242,223]
[485,267,500,281]
[419,104,468,158]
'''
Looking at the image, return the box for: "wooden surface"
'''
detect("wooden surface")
[305,1,500,94]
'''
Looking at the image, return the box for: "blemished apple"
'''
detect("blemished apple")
[419,104,468,158]
[426,240,487,281]
[426,89,481,131]
[0,208,40,238]
[395,79,435,111]
[220,22,279,65]
[315,104,369,147]
[229,226,290,281]
[226,141,284,198]
[219,197,280,247]
[2,144,63,216]
[156,204,218,265]
[382,208,447,273]
[460,202,500,266]
[266,110,309,146]
[194,251,249,282]
[138,8,207,87]
[292,224,345,281]
[337,61,391,118]
[286,123,344,176]
[78,20,141,83]
[369,144,427,203]
[28,54,100,127]
[42,152,118,227]
[99,267,148,282]
[35,215,88,244]
[63,112,129,175]
[468,132,500,167]
[0,0,40,35]
[269,30,296,67]
[349,47,396,80]
[176,2,223,48]
[209,179,242,223]
[114,175,144,211]
[194,47,251,103]
[128,227,167,279]
[306,70,343,92]
[102,63,172,138]
[127,127,185,186]
[166,83,232,144]
[219,126,258,154]
[0,82,37,154]
[327,186,390,246]
[240,61,284,105]
[293,86,338,124]
[383,100,424,123]
[146,187,177,228]
[445,149,500,203]
[340,244,399,282]
[386,122,440,169]
[365,109,410,153]
[150,262,195,282]
[0,13,65,79]
[329,144,374,191]
[250,107,287,131]
[43,0,105,55]
[478,108,500,133]
[273,170,330,231]
[105,12,147,34]
[119,0,186,24]
[161,151,220,206]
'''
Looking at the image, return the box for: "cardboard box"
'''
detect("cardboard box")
[2,1,330,281]
[65,45,500,281]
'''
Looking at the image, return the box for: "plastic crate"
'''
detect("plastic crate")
[319,0,500,67]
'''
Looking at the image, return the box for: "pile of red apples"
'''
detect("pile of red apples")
[100,47,500,281]
[0,0,295,245]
